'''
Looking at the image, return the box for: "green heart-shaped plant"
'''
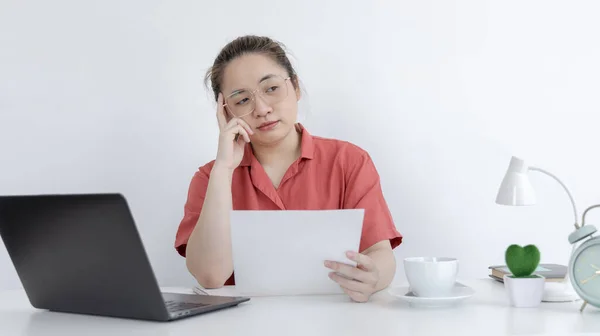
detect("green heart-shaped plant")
[505,244,541,278]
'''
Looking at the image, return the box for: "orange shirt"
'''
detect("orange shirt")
[175,123,402,285]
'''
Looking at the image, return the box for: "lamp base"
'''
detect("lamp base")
[542,281,579,302]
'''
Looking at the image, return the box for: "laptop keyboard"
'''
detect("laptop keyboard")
[164,300,208,312]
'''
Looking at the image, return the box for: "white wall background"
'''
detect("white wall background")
[1,0,600,291]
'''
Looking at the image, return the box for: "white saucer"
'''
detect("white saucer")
[388,282,475,308]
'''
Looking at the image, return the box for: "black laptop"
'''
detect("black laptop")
[0,193,249,321]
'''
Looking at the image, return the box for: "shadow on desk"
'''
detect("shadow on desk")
[575,311,600,334]
[23,311,172,336]
[504,307,600,335]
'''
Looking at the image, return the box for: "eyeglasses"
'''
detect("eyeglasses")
[223,75,291,118]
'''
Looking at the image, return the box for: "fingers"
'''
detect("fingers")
[235,132,247,146]
[220,116,254,144]
[340,287,369,303]
[324,261,376,285]
[346,251,376,272]
[328,272,373,293]
[228,118,254,136]
[216,93,254,142]
[223,116,253,135]
[216,93,227,130]
[226,124,251,143]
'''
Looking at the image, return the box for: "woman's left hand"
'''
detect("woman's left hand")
[324,251,379,302]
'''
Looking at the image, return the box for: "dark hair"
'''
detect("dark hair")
[204,35,299,102]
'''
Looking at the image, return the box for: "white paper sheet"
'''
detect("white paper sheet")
[229,209,364,297]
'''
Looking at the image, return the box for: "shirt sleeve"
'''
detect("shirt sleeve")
[174,167,211,257]
[343,150,402,252]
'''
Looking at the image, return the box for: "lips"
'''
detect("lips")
[257,121,279,131]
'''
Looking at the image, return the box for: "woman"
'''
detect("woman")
[174,35,402,303]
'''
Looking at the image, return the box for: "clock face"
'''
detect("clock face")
[573,242,600,300]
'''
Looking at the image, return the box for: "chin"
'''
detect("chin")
[255,121,294,144]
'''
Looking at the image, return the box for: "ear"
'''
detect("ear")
[293,77,302,101]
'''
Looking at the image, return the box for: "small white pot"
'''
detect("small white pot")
[504,274,545,308]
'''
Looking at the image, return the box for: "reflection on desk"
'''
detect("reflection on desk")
[2,279,600,336]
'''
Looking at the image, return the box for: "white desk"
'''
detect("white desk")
[1,279,599,336]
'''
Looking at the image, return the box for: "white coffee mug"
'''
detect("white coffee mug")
[404,257,458,297]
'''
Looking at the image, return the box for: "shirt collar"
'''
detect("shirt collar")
[239,122,314,167]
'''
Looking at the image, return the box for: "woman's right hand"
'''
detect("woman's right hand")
[214,93,254,171]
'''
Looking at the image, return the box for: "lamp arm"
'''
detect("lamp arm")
[582,204,600,226]
[529,167,579,227]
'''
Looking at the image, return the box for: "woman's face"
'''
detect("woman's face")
[220,53,301,145]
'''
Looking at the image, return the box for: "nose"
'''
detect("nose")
[252,94,272,117]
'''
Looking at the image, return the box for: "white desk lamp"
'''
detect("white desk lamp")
[496,156,579,302]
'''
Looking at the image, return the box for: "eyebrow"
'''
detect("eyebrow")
[228,74,277,96]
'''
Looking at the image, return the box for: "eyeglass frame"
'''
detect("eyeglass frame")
[222,75,292,119]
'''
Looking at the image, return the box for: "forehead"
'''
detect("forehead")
[222,53,286,93]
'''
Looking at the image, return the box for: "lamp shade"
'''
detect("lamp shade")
[496,156,536,206]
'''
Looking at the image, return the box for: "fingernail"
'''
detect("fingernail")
[324,261,331,267]
[347,251,356,258]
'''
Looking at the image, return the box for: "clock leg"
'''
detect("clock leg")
[580,301,588,313]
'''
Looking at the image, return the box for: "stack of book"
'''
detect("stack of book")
[488,263,567,282]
